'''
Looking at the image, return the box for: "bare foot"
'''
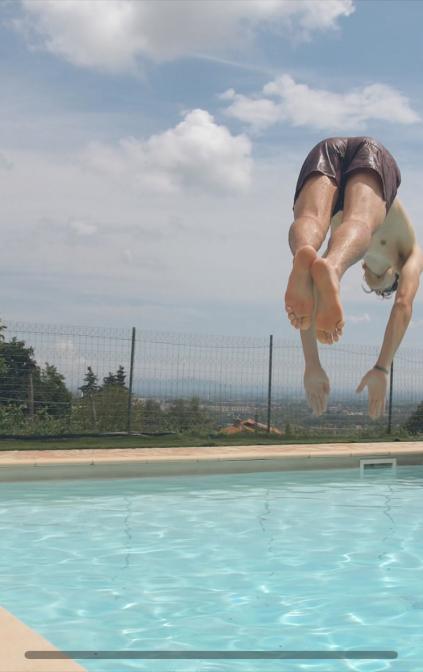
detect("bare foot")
[310,258,345,344]
[284,245,317,330]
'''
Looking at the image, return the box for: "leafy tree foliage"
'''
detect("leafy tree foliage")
[79,367,99,397]
[167,397,211,432]
[34,363,72,417]
[0,327,72,429]
[116,365,126,387]
[404,401,423,435]
[0,337,37,408]
[74,365,131,431]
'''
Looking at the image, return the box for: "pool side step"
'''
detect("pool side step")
[360,457,397,476]
[0,607,86,672]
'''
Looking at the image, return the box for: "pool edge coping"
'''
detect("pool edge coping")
[0,442,422,479]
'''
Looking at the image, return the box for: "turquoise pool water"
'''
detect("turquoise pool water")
[1,466,423,671]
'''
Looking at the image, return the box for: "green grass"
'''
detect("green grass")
[0,430,416,452]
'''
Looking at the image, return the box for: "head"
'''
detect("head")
[362,262,399,298]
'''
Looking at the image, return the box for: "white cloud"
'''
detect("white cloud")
[223,74,420,131]
[17,0,354,72]
[219,89,281,132]
[81,109,253,194]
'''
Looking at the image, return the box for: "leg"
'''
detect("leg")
[289,173,339,254]
[311,170,386,344]
[322,169,386,277]
[285,174,338,330]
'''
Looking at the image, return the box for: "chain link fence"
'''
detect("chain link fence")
[0,320,422,440]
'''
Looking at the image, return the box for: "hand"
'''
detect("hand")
[304,365,330,416]
[356,368,388,419]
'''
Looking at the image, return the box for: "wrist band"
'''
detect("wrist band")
[374,364,389,374]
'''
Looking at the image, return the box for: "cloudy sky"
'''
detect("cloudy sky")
[1,0,423,347]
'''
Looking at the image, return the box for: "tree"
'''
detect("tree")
[0,337,37,412]
[0,320,6,375]
[404,401,423,435]
[103,365,126,388]
[74,366,132,432]
[116,365,126,388]
[79,367,99,397]
[103,371,117,386]
[78,366,99,429]
[142,399,166,432]
[167,397,211,432]
[34,363,72,418]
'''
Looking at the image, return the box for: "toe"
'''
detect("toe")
[300,316,312,331]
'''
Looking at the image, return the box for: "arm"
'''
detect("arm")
[376,245,423,369]
[356,245,423,418]
[300,323,321,368]
[301,324,330,416]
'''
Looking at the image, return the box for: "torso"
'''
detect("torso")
[330,198,416,274]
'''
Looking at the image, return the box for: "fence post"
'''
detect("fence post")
[387,360,394,435]
[267,334,273,433]
[127,327,136,434]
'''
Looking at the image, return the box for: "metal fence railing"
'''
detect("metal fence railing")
[0,320,422,439]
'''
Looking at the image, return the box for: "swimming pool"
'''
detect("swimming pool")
[1,466,422,671]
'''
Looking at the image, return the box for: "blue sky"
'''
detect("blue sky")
[1,0,423,349]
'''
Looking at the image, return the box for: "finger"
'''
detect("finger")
[313,393,322,416]
[322,393,328,413]
[323,381,330,394]
[376,403,383,419]
[356,378,366,393]
[369,399,378,419]
[313,394,323,416]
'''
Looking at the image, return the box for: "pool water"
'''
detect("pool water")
[1,466,423,671]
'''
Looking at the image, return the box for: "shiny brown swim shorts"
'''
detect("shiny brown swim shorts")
[293,136,401,215]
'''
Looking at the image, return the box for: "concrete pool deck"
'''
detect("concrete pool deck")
[0,607,86,672]
[0,441,423,480]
